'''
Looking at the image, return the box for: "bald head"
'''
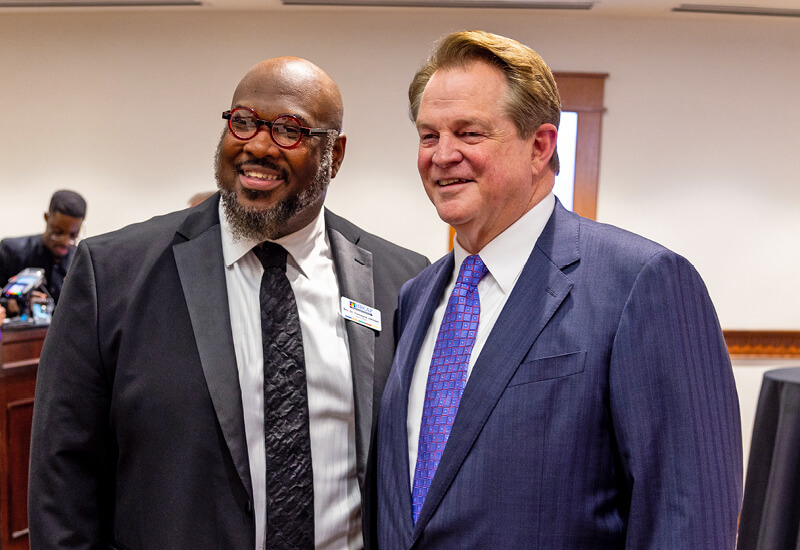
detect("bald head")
[233,57,343,131]
[216,56,348,241]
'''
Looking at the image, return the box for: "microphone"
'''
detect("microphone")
[2,268,53,324]
[3,268,46,298]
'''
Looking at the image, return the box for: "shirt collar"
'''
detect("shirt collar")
[453,192,555,295]
[219,202,326,279]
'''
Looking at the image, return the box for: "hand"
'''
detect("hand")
[6,299,20,316]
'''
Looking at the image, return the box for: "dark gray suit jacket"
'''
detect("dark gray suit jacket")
[376,201,742,549]
[28,195,428,549]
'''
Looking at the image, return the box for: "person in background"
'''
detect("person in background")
[0,189,86,315]
[374,30,741,549]
[188,190,216,208]
[29,57,428,549]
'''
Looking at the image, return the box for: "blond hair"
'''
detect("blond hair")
[409,30,561,173]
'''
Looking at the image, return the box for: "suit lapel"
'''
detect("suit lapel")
[325,211,376,489]
[384,255,453,543]
[173,197,253,502]
[411,202,581,540]
[396,255,455,409]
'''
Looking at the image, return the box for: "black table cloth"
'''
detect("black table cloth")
[738,367,800,550]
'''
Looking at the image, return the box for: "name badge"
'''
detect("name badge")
[341,297,382,332]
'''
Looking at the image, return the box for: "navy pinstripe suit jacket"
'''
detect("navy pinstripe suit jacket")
[374,200,742,549]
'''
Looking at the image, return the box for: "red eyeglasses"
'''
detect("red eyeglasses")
[222,107,339,149]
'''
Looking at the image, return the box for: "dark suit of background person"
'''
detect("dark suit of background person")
[0,189,86,307]
[29,58,428,549]
[374,31,742,549]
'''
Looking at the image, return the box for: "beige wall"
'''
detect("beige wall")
[2,7,799,469]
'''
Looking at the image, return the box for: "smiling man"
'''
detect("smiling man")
[374,31,742,549]
[0,189,86,311]
[29,57,427,550]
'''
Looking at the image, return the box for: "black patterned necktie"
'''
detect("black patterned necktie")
[49,259,67,303]
[252,242,314,549]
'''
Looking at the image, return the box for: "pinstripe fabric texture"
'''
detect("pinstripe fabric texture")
[376,201,742,549]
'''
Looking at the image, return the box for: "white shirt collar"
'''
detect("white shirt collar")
[219,201,326,279]
[453,192,555,295]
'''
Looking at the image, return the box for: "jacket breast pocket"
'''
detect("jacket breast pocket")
[507,350,587,387]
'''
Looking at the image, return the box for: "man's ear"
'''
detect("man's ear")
[530,123,558,174]
[330,134,347,179]
[43,212,50,225]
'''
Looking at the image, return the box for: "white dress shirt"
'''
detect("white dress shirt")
[220,204,363,550]
[407,193,556,486]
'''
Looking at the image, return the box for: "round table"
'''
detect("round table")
[738,367,800,549]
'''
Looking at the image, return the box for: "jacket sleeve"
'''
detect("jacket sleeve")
[0,239,20,287]
[609,250,742,549]
[29,241,114,549]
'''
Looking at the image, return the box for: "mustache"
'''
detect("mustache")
[235,158,288,180]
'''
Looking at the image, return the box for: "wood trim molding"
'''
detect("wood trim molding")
[723,330,800,359]
[553,72,607,221]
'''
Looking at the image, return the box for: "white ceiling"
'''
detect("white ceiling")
[183,0,800,19]
[2,0,800,18]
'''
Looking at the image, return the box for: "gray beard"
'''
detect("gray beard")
[217,138,334,242]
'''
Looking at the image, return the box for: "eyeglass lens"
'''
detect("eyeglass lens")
[48,232,76,245]
[229,109,304,148]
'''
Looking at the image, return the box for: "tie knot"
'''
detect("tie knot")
[253,241,288,272]
[456,254,487,288]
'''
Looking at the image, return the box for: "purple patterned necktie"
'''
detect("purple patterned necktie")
[411,254,488,524]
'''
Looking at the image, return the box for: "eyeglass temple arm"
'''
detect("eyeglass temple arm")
[223,111,336,136]
[306,128,340,137]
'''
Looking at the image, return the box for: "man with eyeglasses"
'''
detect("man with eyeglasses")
[29,57,428,550]
[0,189,86,316]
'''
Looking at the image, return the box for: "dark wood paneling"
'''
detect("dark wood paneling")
[1,327,46,370]
[7,398,33,540]
[1,324,44,549]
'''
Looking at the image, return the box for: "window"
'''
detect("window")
[552,72,607,220]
